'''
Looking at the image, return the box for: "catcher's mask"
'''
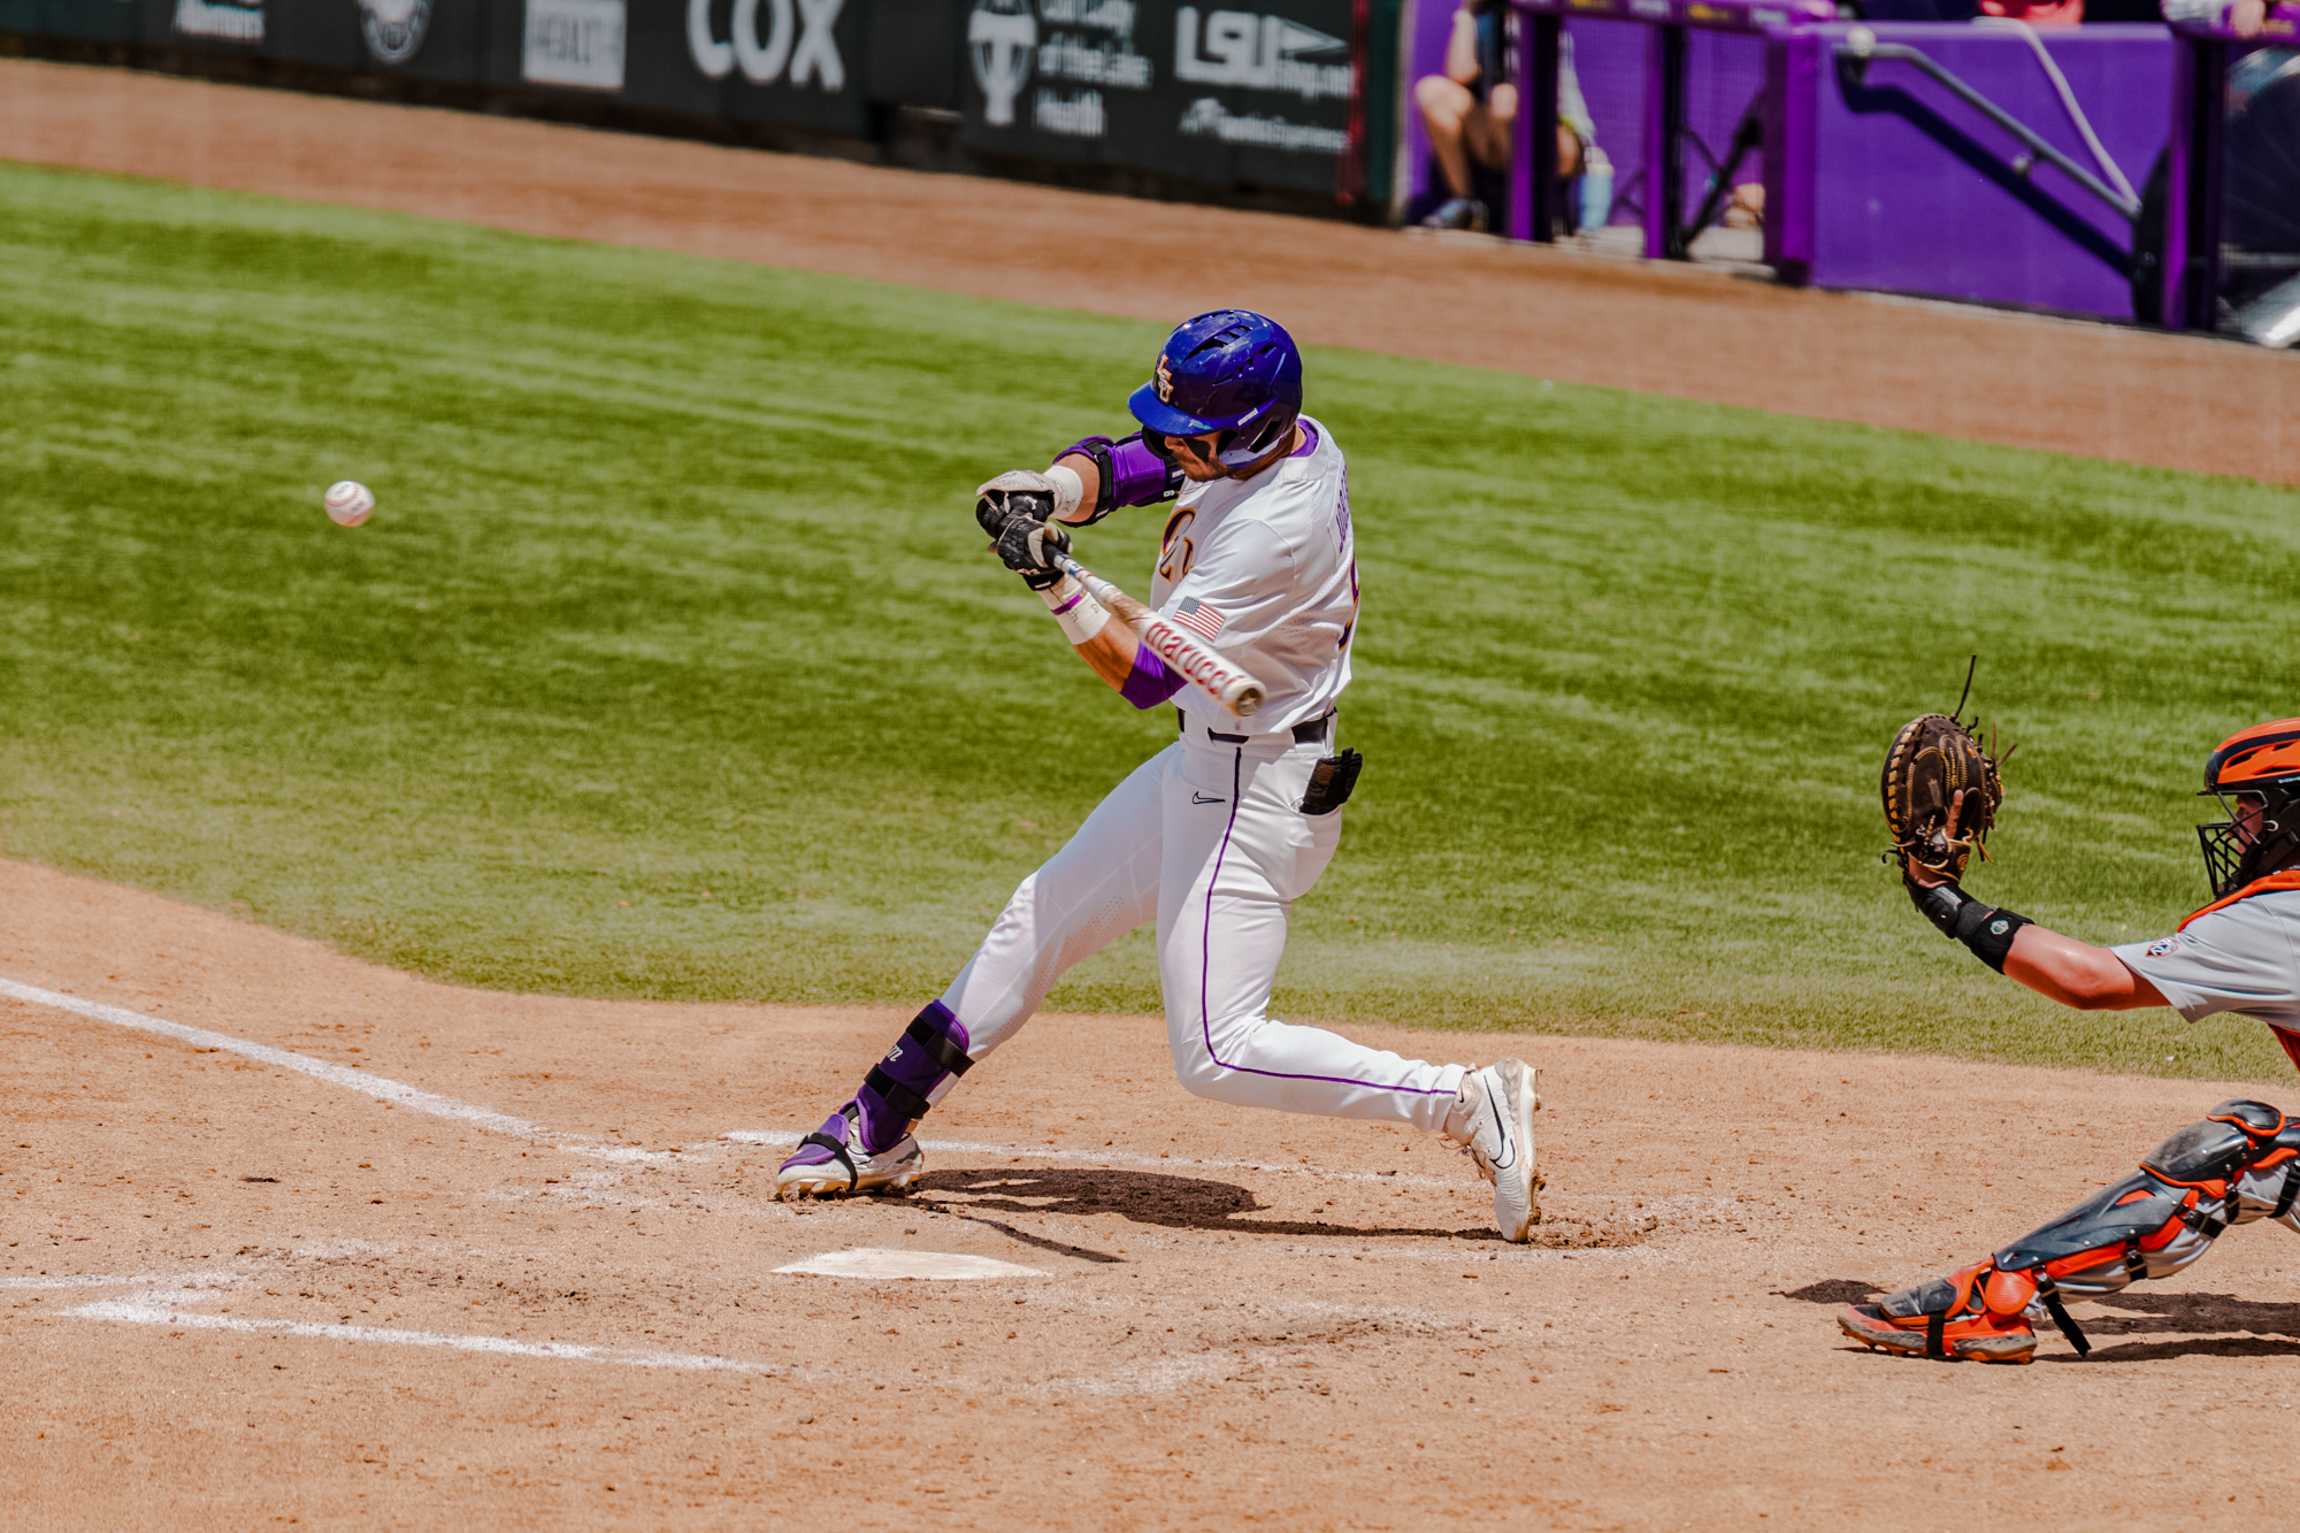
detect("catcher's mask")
[2197,717,2300,899]
[1128,310,1304,474]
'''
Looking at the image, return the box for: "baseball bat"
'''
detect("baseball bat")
[1053,553,1265,719]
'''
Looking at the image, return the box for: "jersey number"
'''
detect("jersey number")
[1159,509,1197,584]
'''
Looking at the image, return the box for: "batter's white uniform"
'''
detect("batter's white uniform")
[931,416,1469,1130]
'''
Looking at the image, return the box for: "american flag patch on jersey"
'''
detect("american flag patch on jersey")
[1171,597,1227,640]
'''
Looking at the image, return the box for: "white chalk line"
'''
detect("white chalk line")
[0,1270,226,1292]
[65,1296,791,1376]
[0,975,670,1164]
[23,1244,801,1379]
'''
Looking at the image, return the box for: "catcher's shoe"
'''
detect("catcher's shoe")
[1838,1262,2039,1363]
[774,1103,923,1200]
[1453,1059,1542,1241]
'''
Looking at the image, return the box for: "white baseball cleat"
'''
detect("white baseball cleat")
[774,1103,924,1200]
[1454,1059,1542,1241]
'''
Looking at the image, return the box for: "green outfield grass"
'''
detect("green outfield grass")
[3,159,2296,1078]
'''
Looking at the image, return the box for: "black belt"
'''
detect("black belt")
[1177,708,1333,746]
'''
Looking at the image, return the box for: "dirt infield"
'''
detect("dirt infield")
[0,57,2292,486]
[7,861,2300,1528]
[6,59,2300,1529]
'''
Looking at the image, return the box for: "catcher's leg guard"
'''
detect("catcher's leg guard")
[1838,1261,2042,1362]
[1842,1100,2300,1362]
[1989,1100,2300,1353]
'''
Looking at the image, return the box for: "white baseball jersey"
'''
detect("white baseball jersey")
[2114,890,2300,1033]
[1148,414,1357,734]
[925,413,1471,1135]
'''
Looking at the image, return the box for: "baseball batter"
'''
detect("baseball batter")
[1843,716,2300,1362]
[774,310,1543,1242]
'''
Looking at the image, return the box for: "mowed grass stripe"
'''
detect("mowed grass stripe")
[2,161,2295,1077]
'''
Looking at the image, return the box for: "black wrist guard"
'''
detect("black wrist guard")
[1020,565,1063,591]
[1907,880,2032,973]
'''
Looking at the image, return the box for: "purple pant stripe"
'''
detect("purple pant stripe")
[1198,748,1454,1098]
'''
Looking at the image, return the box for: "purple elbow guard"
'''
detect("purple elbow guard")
[1055,432,1181,522]
[1120,645,1184,709]
[1102,436,1177,508]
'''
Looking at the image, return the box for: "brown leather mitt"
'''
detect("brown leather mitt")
[1882,663,2009,880]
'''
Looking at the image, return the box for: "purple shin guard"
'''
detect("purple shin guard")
[852,1001,974,1154]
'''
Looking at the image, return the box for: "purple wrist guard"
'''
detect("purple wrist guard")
[1119,645,1184,710]
[1056,432,1181,523]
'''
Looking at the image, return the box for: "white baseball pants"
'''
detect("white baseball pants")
[933,726,1466,1132]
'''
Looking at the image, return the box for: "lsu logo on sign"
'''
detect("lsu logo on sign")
[1154,353,1175,403]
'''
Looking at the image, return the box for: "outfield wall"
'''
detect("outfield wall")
[0,0,1399,211]
[6,1,2294,331]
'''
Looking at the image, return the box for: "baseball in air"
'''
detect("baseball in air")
[324,480,375,528]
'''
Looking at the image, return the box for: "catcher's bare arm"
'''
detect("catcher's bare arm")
[1907,795,2167,1010]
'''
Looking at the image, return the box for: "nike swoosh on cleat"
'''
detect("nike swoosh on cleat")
[1484,1079,1515,1169]
[1191,792,1227,805]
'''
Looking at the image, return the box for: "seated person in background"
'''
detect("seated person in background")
[1415,0,1593,233]
[2162,0,2273,33]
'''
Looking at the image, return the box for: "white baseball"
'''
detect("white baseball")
[324,480,375,528]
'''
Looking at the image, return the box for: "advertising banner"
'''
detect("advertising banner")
[259,0,490,82]
[961,0,1360,196]
[141,0,266,53]
[22,0,142,42]
[615,0,868,132]
[519,0,627,90]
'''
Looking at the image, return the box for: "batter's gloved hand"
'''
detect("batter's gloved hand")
[984,508,1072,590]
[975,470,1058,532]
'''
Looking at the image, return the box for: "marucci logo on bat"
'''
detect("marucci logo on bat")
[1147,621,1242,696]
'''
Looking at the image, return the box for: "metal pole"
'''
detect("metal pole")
[1528,13,1562,242]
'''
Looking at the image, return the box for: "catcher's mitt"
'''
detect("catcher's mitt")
[1881,659,2010,881]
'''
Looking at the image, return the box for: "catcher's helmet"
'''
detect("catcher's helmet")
[2197,717,2300,899]
[1128,310,1303,472]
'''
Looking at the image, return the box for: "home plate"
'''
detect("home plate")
[774,1248,1047,1281]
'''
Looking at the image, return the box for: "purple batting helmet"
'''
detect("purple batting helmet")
[1128,310,1304,472]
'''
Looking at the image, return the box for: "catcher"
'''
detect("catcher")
[1841,705,2300,1363]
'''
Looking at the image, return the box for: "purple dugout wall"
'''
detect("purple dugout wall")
[1769,23,2171,319]
[1403,1,2176,321]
